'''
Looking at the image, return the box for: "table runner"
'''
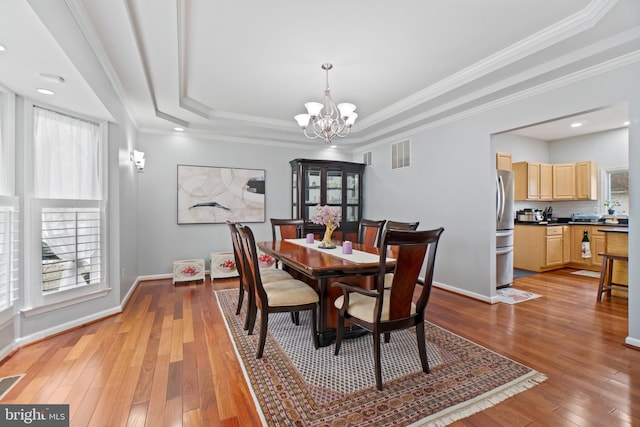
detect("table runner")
[285,238,394,264]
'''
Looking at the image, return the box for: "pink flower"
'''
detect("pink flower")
[310,205,341,227]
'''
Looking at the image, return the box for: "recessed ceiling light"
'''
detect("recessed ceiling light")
[39,73,65,84]
[37,88,55,95]
[174,127,184,132]
[570,122,582,128]
[623,121,630,126]
[0,45,6,52]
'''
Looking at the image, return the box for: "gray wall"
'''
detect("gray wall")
[136,134,350,275]
[353,61,639,346]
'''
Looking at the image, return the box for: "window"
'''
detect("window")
[28,106,106,307]
[0,203,18,314]
[604,168,629,214]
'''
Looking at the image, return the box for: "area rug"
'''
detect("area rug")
[216,289,546,426]
[571,270,601,278]
[496,288,542,304]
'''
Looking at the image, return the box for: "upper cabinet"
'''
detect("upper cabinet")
[290,159,365,241]
[496,152,512,170]
[575,161,598,200]
[513,162,552,201]
[552,163,576,200]
[514,160,598,201]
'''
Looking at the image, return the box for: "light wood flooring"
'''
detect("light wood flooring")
[0,268,638,426]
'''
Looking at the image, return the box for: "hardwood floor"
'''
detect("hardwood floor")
[0,268,637,426]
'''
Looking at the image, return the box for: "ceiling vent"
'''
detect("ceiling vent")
[391,139,410,169]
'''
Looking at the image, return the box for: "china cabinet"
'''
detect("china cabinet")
[290,159,365,242]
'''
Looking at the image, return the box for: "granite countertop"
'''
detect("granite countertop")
[597,227,629,233]
[515,221,628,228]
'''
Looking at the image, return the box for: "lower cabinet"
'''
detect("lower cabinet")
[514,225,569,272]
[569,225,605,269]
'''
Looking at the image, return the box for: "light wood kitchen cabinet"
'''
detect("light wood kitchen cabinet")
[513,161,553,200]
[569,225,604,268]
[513,162,540,200]
[496,152,512,170]
[575,161,598,200]
[539,163,553,200]
[552,163,576,200]
[545,226,564,267]
[590,227,605,267]
[562,226,571,264]
[514,225,568,272]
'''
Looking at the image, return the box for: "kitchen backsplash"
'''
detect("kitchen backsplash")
[513,200,628,218]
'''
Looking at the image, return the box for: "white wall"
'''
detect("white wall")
[136,134,350,275]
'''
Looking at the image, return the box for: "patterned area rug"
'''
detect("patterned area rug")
[216,289,546,426]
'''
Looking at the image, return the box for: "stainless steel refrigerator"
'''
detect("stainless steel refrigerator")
[496,170,514,288]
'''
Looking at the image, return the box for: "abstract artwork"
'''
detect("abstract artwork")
[177,165,265,224]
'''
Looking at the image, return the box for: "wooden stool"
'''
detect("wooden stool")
[596,252,629,301]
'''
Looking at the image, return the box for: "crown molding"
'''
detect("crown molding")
[357,0,619,130]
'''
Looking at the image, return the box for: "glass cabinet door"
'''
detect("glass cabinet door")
[306,169,322,205]
[326,170,342,205]
[292,170,298,218]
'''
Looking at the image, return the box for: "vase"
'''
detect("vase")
[608,208,616,215]
[318,220,337,249]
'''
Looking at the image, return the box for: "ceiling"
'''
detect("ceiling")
[0,0,638,148]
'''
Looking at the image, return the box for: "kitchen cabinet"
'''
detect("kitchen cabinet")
[513,162,540,200]
[569,225,604,269]
[514,225,568,272]
[575,161,598,200]
[513,161,553,201]
[496,151,512,170]
[562,226,571,264]
[539,163,553,200]
[290,159,365,241]
[552,163,576,200]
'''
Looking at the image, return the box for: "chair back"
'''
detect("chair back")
[227,221,249,289]
[237,224,268,306]
[271,218,305,240]
[385,220,420,232]
[357,219,386,247]
[377,228,444,321]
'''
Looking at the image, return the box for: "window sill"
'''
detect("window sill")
[21,287,112,318]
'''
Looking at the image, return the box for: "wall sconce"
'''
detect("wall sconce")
[131,150,145,172]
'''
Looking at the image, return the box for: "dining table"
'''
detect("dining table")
[257,238,396,347]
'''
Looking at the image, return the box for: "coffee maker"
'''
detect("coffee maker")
[543,206,553,221]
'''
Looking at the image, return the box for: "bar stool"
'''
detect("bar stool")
[596,252,629,301]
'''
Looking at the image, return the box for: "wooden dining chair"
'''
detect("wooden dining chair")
[332,227,444,390]
[227,221,294,331]
[237,224,319,358]
[385,220,420,231]
[357,219,386,247]
[271,218,305,240]
[270,218,305,271]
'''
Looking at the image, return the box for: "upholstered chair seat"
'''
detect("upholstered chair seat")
[264,279,319,306]
[260,268,294,283]
[335,290,416,323]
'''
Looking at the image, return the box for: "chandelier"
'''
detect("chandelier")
[294,63,358,144]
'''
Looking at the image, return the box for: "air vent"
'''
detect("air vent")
[363,151,372,166]
[391,139,410,169]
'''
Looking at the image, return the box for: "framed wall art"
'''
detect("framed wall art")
[177,165,265,224]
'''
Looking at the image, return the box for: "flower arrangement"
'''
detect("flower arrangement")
[310,205,341,248]
[310,204,341,227]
